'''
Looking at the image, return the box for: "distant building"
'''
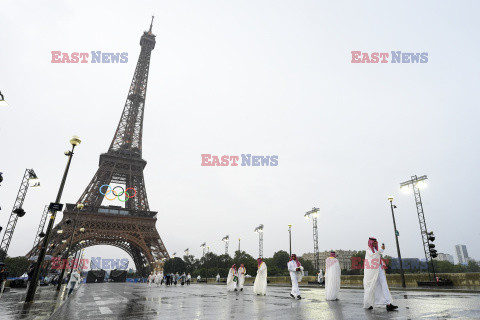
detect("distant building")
[302,250,358,271]
[435,253,454,264]
[455,245,469,265]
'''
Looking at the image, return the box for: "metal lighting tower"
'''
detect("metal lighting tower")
[254,224,264,258]
[222,235,229,255]
[29,205,49,257]
[0,169,40,261]
[238,238,241,252]
[400,175,436,281]
[184,248,189,256]
[200,242,206,257]
[304,207,320,272]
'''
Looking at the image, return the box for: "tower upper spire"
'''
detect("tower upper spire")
[108,21,156,157]
[149,15,154,34]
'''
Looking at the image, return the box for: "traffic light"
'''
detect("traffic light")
[428,231,437,258]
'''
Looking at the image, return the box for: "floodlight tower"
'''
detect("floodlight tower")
[184,248,189,256]
[304,207,320,272]
[254,224,264,258]
[0,169,40,261]
[222,235,229,255]
[400,175,436,281]
[200,242,206,257]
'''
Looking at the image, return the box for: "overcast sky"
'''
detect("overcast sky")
[1,1,479,269]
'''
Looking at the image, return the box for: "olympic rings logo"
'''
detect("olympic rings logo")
[99,185,137,202]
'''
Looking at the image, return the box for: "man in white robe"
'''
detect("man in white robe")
[325,251,341,300]
[238,264,246,291]
[226,264,238,291]
[154,272,161,287]
[318,269,324,284]
[363,237,398,311]
[253,258,267,296]
[216,273,220,282]
[147,272,154,287]
[287,254,303,299]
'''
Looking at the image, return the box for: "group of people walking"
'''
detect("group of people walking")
[222,237,398,312]
[226,258,267,295]
[145,237,398,312]
[147,271,192,287]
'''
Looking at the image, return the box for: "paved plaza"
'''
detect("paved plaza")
[2,283,479,320]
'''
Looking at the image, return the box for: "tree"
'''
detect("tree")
[163,257,186,274]
[4,256,30,277]
[465,260,480,273]
[271,250,290,270]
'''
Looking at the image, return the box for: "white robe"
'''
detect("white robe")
[363,247,393,308]
[287,260,302,297]
[325,257,341,300]
[237,267,246,289]
[154,273,162,286]
[253,262,267,295]
[67,271,80,290]
[148,274,154,286]
[318,269,324,283]
[226,268,238,291]
[216,274,220,282]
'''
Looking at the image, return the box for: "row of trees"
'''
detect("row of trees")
[4,250,478,279]
[341,250,480,275]
[163,250,315,278]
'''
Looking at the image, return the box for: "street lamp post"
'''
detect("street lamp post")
[288,224,292,256]
[238,238,241,253]
[304,207,320,272]
[57,203,84,290]
[26,136,81,302]
[254,224,264,258]
[388,196,406,288]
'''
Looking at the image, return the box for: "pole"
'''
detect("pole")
[238,238,241,252]
[312,215,319,272]
[25,144,77,302]
[57,205,82,290]
[389,198,406,288]
[288,225,292,256]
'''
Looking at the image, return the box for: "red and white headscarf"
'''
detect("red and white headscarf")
[368,237,378,252]
[257,258,263,268]
[289,254,301,267]
[231,264,237,271]
[329,251,336,258]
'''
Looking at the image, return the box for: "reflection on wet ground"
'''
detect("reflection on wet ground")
[2,283,480,319]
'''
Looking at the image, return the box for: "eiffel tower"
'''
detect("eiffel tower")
[30,18,169,275]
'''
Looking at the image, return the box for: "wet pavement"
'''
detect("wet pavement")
[0,284,70,320]
[47,283,480,319]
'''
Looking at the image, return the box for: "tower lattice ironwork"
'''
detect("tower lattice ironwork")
[26,18,169,276]
[400,175,436,281]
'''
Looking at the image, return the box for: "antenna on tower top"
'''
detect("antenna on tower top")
[149,15,154,33]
